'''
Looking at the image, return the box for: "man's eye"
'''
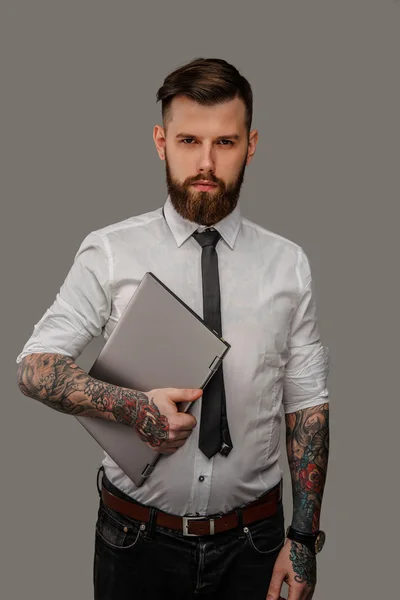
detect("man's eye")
[181,139,234,146]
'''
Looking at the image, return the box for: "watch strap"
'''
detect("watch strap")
[286,526,319,553]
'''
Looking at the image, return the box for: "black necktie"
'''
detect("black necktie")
[192,228,233,459]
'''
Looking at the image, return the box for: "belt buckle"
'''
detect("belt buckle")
[182,515,216,537]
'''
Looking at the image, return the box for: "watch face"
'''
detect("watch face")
[315,531,326,553]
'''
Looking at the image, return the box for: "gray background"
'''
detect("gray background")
[2,1,399,598]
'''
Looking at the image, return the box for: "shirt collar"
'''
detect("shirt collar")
[162,194,242,250]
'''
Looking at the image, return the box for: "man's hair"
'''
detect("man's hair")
[156,58,253,134]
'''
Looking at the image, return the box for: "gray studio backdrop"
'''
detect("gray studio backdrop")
[2,1,399,599]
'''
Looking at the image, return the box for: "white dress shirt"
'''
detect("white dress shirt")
[16,195,329,516]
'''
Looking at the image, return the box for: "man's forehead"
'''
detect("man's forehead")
[167,95,246,131]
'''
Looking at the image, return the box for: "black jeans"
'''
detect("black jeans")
[93,468,285,600]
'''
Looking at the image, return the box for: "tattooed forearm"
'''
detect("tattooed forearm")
[286,402,329,534]
[17,353,169,447]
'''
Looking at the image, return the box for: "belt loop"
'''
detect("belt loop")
[146,506,158,540]
[235,508,245,540]
[96,466,104,497]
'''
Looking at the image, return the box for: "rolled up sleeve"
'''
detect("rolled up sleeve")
[282,250,330,414]
[16,231,112,364]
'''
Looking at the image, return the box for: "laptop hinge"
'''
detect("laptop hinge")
[141,464,155,478]
[209,356,222,372]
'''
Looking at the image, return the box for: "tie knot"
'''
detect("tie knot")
[192,228,221,249]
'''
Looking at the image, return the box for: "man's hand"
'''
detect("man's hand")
[135,387,202,454]
[266,539,316,600]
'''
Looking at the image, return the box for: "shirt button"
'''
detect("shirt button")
[198,475,205,482]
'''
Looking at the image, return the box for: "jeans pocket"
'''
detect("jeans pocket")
[243,504,285,556]
[95,501,146,551]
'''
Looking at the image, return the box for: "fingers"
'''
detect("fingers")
[148,427,194,454]
[157,438,188,454]
[139,388,201,452]
[266,567,286,600]
[169,410,197,432]
[177,412,198,430]
[167,388,203,403]
[167,428,192,442]
[287,585,314,600]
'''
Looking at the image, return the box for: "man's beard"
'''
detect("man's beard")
[164,152,247,227]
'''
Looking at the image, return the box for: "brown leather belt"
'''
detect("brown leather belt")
[101,480,282,537]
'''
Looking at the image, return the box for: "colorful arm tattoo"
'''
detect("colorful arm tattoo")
[285,403,329,588]
[17,353,169,447]
[285,402,329,534]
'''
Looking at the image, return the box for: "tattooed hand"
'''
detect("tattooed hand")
[266,539,316,600]
[137,387,202,454]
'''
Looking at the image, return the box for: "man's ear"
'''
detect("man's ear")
[246,129,258,166]
[153,125,166,160]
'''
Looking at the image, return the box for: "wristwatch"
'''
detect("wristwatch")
[286,526,326,554]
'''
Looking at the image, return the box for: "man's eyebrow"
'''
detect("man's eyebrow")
[175,133,241,141]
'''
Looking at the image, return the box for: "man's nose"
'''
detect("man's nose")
[197,145,216,173]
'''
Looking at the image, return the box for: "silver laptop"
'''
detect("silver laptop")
[75,272,231,487]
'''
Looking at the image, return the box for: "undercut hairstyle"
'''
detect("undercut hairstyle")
[156,58,253,135]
